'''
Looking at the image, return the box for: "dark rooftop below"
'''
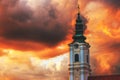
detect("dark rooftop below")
[88,75,120,80]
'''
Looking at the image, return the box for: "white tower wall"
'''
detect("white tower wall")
[69,42,91,80]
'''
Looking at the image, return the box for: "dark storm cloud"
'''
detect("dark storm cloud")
[0,0,74,47]
[113,64,120,74]
[101,0,120,9]
[0,0,19,7]
[107,42,120,51]
[10,6,32,22]
[3,23,68,46]
[81,0,120,9]
[81,15,88,30]
[99,40,120,53]
[48,7,57,19]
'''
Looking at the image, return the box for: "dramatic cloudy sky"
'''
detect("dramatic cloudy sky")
[0,0,119,80]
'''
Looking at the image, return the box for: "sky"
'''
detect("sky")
[0,0,120,80]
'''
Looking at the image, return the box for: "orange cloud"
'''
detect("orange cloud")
[0,0,119,80]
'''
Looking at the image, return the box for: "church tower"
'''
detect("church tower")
[69,4,91,80]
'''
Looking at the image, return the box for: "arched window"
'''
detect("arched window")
[86,55,89,63]
[75,54,79,62]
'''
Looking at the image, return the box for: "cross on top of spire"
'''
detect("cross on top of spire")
[78,0,80,14]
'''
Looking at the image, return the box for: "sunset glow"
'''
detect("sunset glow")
[0,0,119,80]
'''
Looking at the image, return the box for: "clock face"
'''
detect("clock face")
[74,44,79,49]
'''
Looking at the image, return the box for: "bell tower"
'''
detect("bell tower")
[69,2,91,80]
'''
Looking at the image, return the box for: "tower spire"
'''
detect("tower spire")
[72,0,86,43]
[69,1,91,80]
